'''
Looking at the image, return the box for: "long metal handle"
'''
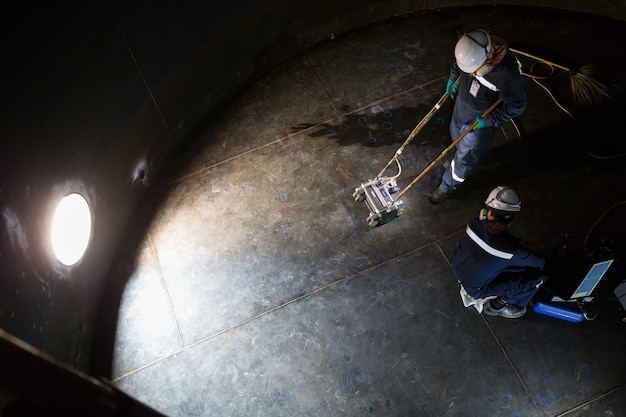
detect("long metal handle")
[393,98,503,202]
[376,77,460,179]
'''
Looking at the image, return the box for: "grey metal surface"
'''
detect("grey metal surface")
[111,7,626,417]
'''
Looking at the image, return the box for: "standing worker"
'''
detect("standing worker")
[430,29,526,204]
[451,186,546,318]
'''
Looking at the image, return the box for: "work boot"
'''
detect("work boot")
[483,302,526,319]
[429,188,448,204]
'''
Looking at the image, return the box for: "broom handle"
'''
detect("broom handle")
[393,98,503,202]
[376,77,460,178]
[509,48,570,72]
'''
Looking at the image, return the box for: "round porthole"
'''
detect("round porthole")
[50,193,92,266]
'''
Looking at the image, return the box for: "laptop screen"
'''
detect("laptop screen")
[571,259,614,298]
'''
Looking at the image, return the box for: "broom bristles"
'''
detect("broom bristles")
[570,64,611,104]
[511,48,611,104]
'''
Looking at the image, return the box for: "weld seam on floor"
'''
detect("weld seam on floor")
[113,229,463,382]
[369,229,387,261]
[393,220,412,248]
[313,68,342,120]
[553,383,626,416]
[347,77,446,116]
[171,77,446,184]
[481,313,535,410]
[434,242,451,267]
[148,233,184,348]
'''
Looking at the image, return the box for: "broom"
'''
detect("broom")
[510,48,610,104]
[511,48,625,160]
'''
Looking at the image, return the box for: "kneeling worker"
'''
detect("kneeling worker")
[451,186,546,318]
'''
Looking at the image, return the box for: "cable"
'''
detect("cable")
[579,201,626,320]
[376,76,458,180]
[514,54,626,320]
[579,290,600,321]
[519,59,626,160]
[380,157,402,181]
[521,62,574,118]
[507,119,522,141]
[583,201,626,254]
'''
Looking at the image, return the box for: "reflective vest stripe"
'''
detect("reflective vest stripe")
[466,225,514,259]
[451,159,465,183]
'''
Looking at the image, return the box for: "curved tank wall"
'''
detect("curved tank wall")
[0,0,623,377]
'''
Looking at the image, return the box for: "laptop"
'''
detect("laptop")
[543,247,614,301]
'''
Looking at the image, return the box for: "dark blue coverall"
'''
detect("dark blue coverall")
[451,217,546,306]
[438,41,527,194]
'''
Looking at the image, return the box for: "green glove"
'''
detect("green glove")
[473,115,486,130]
[446,79,458,99]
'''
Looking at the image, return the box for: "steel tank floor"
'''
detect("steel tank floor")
[110,7,626,417]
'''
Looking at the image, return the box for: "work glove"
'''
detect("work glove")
[473,115,486,130]
[446,79,458,99]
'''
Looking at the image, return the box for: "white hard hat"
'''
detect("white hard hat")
[455,29,492,73]
[485,186,521,212]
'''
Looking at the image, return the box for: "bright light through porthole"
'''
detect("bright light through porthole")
[51,193,92,266]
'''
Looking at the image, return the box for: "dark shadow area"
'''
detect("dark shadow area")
[292,102,452,148]
[3,3,626,416]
